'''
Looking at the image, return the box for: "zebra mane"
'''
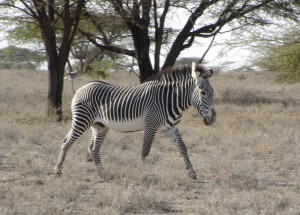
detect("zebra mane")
[144,65,193,83]
[145,64,205,82]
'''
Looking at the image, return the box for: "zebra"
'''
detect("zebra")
[55,62,216,180]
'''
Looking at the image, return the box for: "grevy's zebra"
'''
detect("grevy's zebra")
[55,63,216,180]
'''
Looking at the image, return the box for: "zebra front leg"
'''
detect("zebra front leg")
[167,127,197,180]
[141,125,159,161]
[90,124,108,176]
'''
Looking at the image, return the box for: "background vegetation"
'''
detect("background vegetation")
[255,29,300,83]
[0,46,45,70]
[1,0,299,120]
[0,69,299,214]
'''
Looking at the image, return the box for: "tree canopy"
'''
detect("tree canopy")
[79,0,300,82]
[0,0,86,121]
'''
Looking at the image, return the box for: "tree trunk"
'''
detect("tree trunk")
[163,27,194,69]
[128,24,155,83]
[44,39,65,121]
[138,54,153,83]
[42,25,68,122]
[47,59,64,121]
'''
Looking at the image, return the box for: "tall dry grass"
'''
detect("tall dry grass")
[0,69,300,214]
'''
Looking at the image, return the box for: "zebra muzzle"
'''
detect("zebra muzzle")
[203,109,216,125]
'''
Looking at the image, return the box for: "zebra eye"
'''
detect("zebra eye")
[200,91,206,96]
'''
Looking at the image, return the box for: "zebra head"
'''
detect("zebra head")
[191,63,216,125]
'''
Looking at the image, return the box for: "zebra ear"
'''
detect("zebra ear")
[193,63,213,78]
[202,68,213,78]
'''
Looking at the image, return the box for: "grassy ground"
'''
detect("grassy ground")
[0,69,300,215]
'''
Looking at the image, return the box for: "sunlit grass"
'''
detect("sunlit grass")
[0,69,300,214]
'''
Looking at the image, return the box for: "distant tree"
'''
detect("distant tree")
[0,0,86,121]
[81,0,300,82]
[0,46,45,70]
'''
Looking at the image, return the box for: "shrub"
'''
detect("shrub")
[256,33,300,83]
[89,60,117,79]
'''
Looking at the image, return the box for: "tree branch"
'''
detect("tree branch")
[199,33,217,64]
[80,30,135,57]
[154,0,169,72]
[69,0,86,43]
[2,1,38,19]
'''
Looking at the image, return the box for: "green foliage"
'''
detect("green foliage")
[257,36,300,83]
[8,22,42,45]
[80,12,126,35]
[89,60,117,79]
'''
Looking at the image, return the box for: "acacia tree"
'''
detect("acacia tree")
[0,1,299,120]
[0,0,86,121]
[82,0,299,82]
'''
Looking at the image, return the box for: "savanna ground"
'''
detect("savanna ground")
[0,68,300,215]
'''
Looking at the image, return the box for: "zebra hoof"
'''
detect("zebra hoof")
[86,151,93,162]
[54,166,63,175]
[96,167,104,177]
[188,169,197,180]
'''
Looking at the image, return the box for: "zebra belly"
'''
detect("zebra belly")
[94,116,145,132]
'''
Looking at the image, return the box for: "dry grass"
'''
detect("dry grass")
[0,69,300,215]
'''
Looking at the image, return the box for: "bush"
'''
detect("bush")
[257,34,300,83]
[89,60,117,79]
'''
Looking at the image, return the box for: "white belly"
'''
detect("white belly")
[95,116,145,132]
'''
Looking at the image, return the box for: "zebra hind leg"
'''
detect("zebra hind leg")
[86,137,94,162]
[167,128,197,180]
[55,127,86,175]
[90,123,108,176]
